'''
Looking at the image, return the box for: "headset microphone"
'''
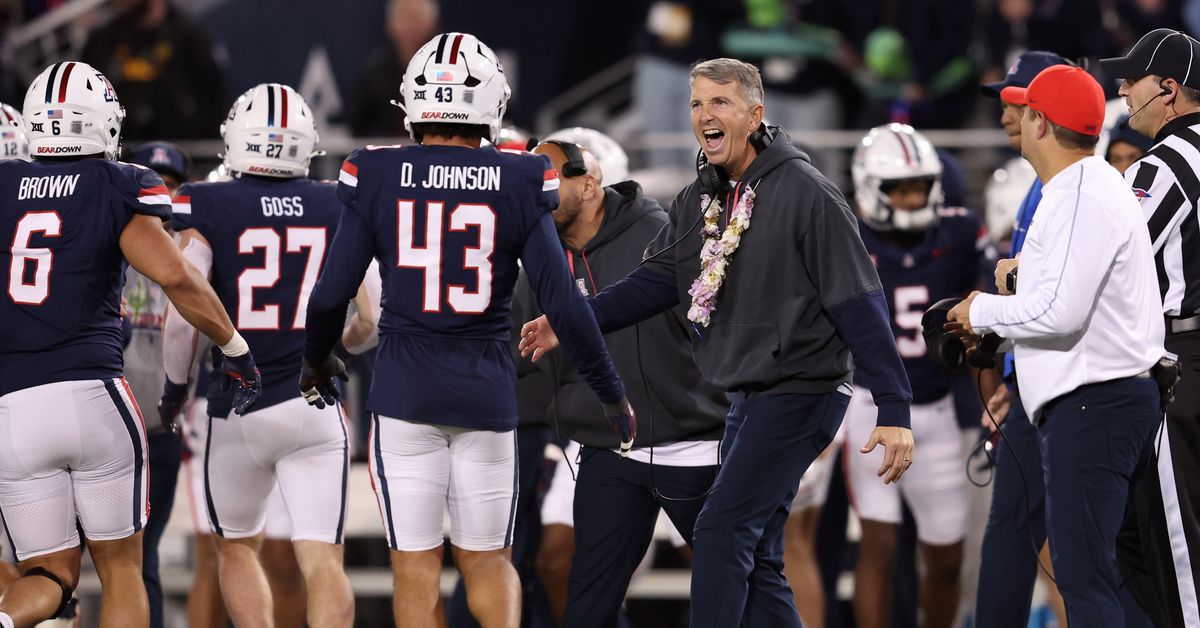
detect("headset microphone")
[1120,81,1173,129]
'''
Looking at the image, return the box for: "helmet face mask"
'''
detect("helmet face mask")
[0,103,30,161]
[221,83,319,178]
[23,62,124,160]
[852,123,944,232]
[399,32,511,143]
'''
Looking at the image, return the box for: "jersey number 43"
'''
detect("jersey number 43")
[397,199,495,315]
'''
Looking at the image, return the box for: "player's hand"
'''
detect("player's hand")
[983,385,1011,433]
[603,398,638,457]
[299,354,348,409]
[158,377,190,434]
[519,315,560,362]
[219,352,261,415]
[994,255,1020,295]
[860,426,915,485]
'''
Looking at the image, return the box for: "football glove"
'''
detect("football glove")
[157,377,189,435]
[603,397,638,457]
[300,354,348,409]
[218,352,261,415]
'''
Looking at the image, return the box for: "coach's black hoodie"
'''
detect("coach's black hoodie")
[589,132,913,428]
[514,181,728,449]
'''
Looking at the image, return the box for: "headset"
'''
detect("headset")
[1122,79,1175,129]
[543,139,589,178]
[695,122,778,197]
[644,123,782,266]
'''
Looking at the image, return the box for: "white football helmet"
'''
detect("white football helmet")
[221,83,318,178]
[23,61,124,160]
[0,103,29,161]
[399,32,510,143]
[544,127,630,184]
[852,123,943,231]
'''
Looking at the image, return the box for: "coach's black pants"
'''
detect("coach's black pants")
[1120,329,1200,627]
[1040,376,1160,627]
[690,391,846,628]
[560,446,718,628]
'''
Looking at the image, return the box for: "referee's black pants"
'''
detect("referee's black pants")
[1120,329,1200,627]
[1040,376,1160,627]
[560,446,718,628]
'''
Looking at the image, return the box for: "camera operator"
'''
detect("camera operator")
[947,65,1166,626]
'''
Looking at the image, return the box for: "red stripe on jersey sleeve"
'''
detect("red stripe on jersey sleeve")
[342,161,358,176]
[173,195,191,204]
[139,184,171,197]
[544,168,558,181]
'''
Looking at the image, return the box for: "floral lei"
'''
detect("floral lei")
[687,184,755,327]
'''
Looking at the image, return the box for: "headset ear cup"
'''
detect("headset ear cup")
[933,335,967,374]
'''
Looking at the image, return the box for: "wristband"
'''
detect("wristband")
[219,331,250,357]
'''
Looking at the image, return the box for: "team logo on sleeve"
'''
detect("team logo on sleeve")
[1132,187,1152,200]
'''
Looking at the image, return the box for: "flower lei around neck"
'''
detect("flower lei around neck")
[687,183,755,327]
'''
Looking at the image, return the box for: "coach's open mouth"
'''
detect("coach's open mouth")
[703,128,725,152]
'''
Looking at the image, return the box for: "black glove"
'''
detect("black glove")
[603,397,638,457]
[219,352,261,415]
[158,377,189,434]
[300,354,348,409]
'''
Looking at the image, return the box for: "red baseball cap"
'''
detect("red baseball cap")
[1000,65,1105,136]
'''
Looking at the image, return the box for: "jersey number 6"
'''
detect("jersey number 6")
[397,199,495,315]
[7,211,62,305]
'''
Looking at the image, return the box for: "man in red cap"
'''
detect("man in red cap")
[948,65,1167,627]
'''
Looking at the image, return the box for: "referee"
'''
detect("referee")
[1102,28,1200,627]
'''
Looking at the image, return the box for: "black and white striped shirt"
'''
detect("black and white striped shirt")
[1125,112,1200,317]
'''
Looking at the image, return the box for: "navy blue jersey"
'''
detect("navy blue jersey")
[858,208,995,404]
[0,159,171,397]
[172,176,339,417]
[305,144,624,431]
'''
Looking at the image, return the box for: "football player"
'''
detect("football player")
[846,124,993,628]
[159,84,353,628]
[0,62,261,628]
[301,32,632,627]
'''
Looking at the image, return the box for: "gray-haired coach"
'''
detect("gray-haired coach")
[948,64,1165,627]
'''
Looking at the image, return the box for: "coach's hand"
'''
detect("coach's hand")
[299,354,347,409]
[994,255,1020,295]
[220,352,262,415]
[603,397,638,457]
[983,386,1011,433]
[158,377,190,434]
[861,426,915,484]
[519,315,560,362]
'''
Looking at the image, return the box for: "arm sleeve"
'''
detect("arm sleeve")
[588,265,679,333]
[586,195,685,332]
[827,291,913,428]
[119,164,173,222]
[304,204,375,363]
[970,191,1123,339]
[521,212,625,405]
[804,186,912,427]
[162,234,212,384]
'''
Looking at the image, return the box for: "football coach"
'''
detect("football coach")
[948,64,1166,626]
